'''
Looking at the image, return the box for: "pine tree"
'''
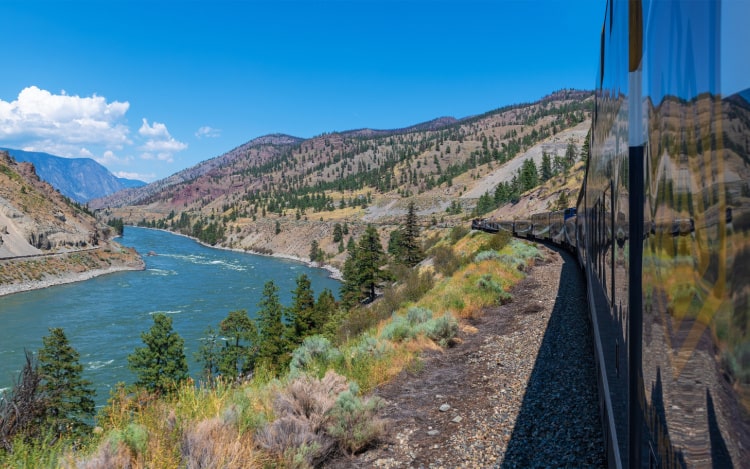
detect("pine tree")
[340,244,361,309]
[217,310,258,381]
[401,201,424,267]
[332,223,343,243]
[128,313,188,394]
[195,326,221,384]
[37,328,95,438]
[565,138,578,165]
[540,151,553,182]
[256,281,287,371]
[356,225,388,303]
[581,128,591,163]
[285,274,317,345]
[314,288,337,328]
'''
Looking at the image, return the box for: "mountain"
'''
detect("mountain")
[0,148,146,203]
[0,150,110,257]
[92,90,593,263]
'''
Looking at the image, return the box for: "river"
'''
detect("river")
[0,227,340,406]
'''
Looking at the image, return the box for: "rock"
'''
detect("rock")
[439,403,451,412]
[452,416,463,423]
[427,430,440,436]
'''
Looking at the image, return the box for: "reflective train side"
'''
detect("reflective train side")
[473,1,750,466]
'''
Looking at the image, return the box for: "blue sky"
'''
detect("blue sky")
[0,0,604,182]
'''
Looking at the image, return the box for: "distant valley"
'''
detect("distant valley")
[92,89,592,269]
[0,148,145,203]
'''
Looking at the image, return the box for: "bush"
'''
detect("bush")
[474,250,501,263]
[256,371,386,466]
[352,334,390,360]
[289,336,343,377]
[326,383,386,454]
[406,306,433,325]
[476,274,512,305]
[432,245,462,277]
[255,371,348,468]
[180,417,256,468]
[416,313,459,347]
[480,231,511,252]
[449,225,470,244]
[107,423,148,458]
[380,315,416,343]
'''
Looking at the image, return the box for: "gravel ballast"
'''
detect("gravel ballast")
[331,245,605,468]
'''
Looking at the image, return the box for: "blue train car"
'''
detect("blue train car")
[585,1,750,466]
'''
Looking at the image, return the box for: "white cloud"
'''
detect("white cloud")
[96,150,132,166]
[139,118,170,138]
[0,86,130,153]
[138,118,187,163]
[116,170,154,181]
[195,125,221,138]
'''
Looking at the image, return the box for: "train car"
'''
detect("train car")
[585,1,750,467]
[549,210,566,245]
[531,212,551,240]
[513,219,532,238]
[498,220,515,234]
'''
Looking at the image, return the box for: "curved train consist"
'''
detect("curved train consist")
[474,1,749,467]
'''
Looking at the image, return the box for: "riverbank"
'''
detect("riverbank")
[0,244,145,298]
[139,226,343,281]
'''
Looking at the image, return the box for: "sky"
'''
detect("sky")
[0,0,604,182]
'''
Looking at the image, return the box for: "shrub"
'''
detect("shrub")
[180,417,257,469]
[256,371,385,466]
[480,231,511,252]
[352,334,390,360]
[432,245,462,277]
[476,274,512,304]
[474,250,501,262]
[406,306,433,325]
[416,313,459,347]
[289,336,343,377]
[107,423,148,458]
[449,225,470,244]
[255,371,348,467]
[326,383,386,454]
[380,315,416,342]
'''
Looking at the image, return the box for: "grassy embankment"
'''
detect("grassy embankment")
[1,228,542,468]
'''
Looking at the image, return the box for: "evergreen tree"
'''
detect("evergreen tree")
[195,326,221,384]
[581,128,591,163]
[401,201,423,267]
[314,288,337,327]
[332,223,343,243]
[256,281,287,371]
[340,244,361,310]
[355,225,388,303]
[540,151,553,182]
[128,313,188,394]
[217,310,258,381]
[387,228,405,260]
[342,222,349,235]
[38,328,95,438]
[285,274,318,345]
[520,158,539,192]
[565,139,578,165]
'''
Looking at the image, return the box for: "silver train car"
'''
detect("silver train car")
[474,1,750,466]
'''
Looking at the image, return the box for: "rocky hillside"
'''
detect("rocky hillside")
[0,150,142,295]
[93,90,592,266]
[1,148,145,203]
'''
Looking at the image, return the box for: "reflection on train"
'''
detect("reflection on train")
[474,1,750,467]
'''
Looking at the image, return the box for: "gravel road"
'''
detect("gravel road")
[330,245,605,468]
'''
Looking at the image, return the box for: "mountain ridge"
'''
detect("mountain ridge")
[0,148,146,203]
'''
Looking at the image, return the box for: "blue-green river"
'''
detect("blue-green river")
[0,227,340,405]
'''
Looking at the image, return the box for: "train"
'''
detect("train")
[474,1,750,467]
